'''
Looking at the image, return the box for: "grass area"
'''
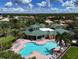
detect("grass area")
[0,36,15,42]
[61,47,78,59]
[0,36,16,50]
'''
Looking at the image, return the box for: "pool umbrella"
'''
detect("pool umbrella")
[55,28,69,34]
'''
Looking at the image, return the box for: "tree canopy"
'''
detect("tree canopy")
[0,50,23,59]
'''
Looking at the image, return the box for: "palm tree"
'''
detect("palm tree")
[56,32,72,47]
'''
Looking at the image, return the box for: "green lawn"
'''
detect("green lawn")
[61,47,78,59]
[0,36,16,50]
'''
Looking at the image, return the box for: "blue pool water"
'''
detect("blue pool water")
[19,41,58,57]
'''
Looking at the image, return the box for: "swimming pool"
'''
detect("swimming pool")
[19,41,58,57]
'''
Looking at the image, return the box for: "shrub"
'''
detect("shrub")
[0,50,23,59]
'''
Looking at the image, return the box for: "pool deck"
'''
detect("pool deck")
[10,39,68,59]
[25,51,49,59]
[11,39,55,53]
